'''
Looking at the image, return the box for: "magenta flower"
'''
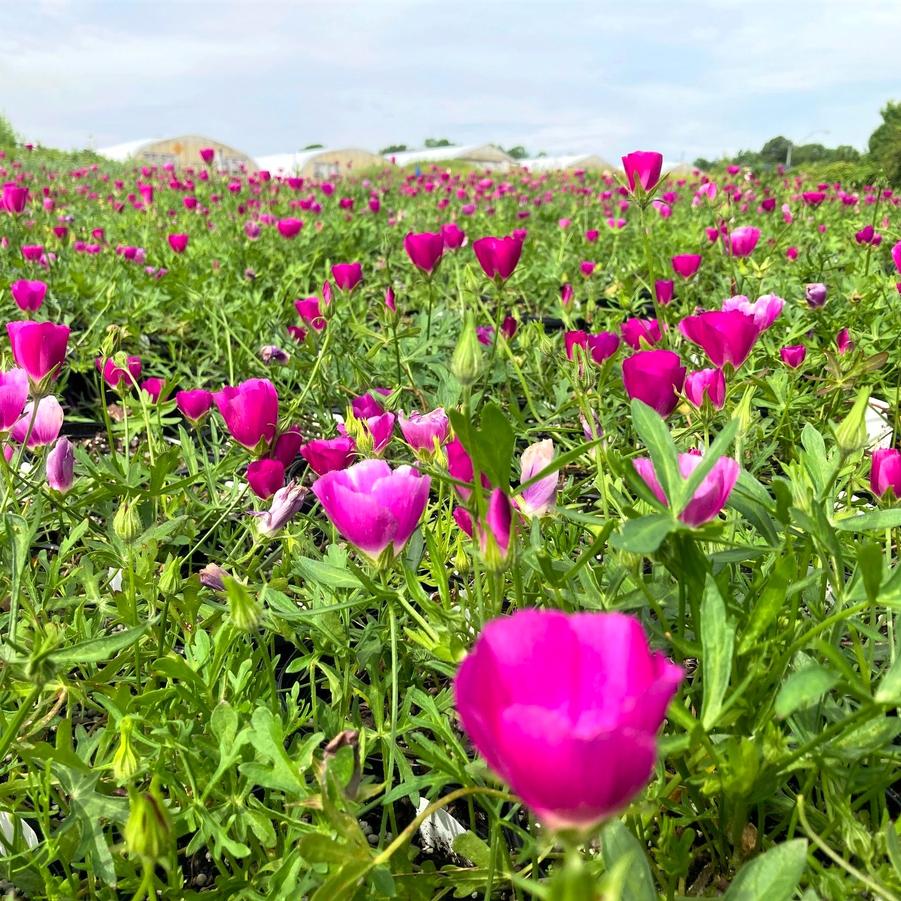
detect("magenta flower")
[472,234,524,281]
[176,389,213,424]
[871,449,901,498]
[804,283,827,308]
[671,254,702,279]
[836,328,853,355]
[295,297,326,331]
[2,183,28,214]
[728,226,761,257]
[398,408,449,456]
[518,439,558,518]
[277,218,303,239]
[96,355,142,389]
[678,310,760,369]
[46,436,75,493]
[453,489,515,568]
[721,293,784,331]
[684,368,726,410]
[247,458,286,500]
[213,378,279,450]
[168,233,189,253]
[560,283,574,305]
[892,241,901,274]
[454,608,682,830]
[622,151,664,193]
[0,368,28,431]
[634,452,739,526]
[199,148,215,164]
[300,435,356,475]
[12,396,65,447]
[441,222,466,249]
[331,262,363,293]
[404,231,444,274]
[312,459,431,562]
[621,318,662,350]
[10,279,47,311]
[654,279,674,306]
[564,330,620,364]
[256,482,308,536]
[273,426,303,467]
[622,350,686,417]
[7,321,70,384]
[351,392,386,419]
[780,345,807,368]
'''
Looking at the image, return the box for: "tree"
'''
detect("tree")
[868,101,901,185]
[0,113,16,147]
[379,144,408,154]
[505,145,528,160]
[423,138,453,148]
[302,143,324,150]
[760,136,791,165]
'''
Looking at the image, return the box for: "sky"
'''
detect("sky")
[3,0,901,165]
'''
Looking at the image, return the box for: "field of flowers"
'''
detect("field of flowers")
[2,146,901,899]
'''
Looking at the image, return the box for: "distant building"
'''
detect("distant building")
[256,148,384,179]
[98,135,255,172]
[520,153,614,173]
[387,144,514,171]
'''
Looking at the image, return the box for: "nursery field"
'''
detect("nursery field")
[2,147,901,900]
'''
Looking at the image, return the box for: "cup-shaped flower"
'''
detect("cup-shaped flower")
[3,183,28,214]
[780,345,807,368]
[167,233,189,253]
[300,435,356,475]
[671,254,702,279]
[213,378,278,451]
[199,147,215,164]
[273,426,303,467]
[678,310,760,369]
[0,368,28,431]
[892,241,901,275]
[398,408,449,457]
[276,218,303,239]
[441,222,466,249]
[684,368,726,410]
[518,439,557,518]
[404,231,444,275]
[565,330,620,364]
[805,283,827,308]
[331,262,363,293]
[176,389,213,424]
[871,449,901,498]
[633,452,740,526]
[654,279,674,305]
[12,395,65,448]
[836,328,853,355]
[472,235,524,281]
[97,355,142,389]
[453,489,515,570]
[721,294,783,331]
[622,350,686,417]
[621,151,664,193]
[295,297,326,331]
[247,458,286,500]
[621,318,662,350]
[7,321,70,384]
[10,279,47,311]
[46,436,75,493]
[311,459,431,563]
[728,226,760,257]
[453,609,683,830]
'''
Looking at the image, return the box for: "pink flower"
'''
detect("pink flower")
[295,297,327,331]
[96,355,142,389]
[441,222,466,249]
[384,286,397,312]
[780,345,807,368]
[622,350,686,417]
[892,241,901,274]
[805,283,827,308]
[0,368,29,431]
[404,231,444,274]
[277,218,303,239]
[199,148,215,164]
[176,389,213,424]
[247,458,286,499]
[836,328,853,355]
[621,318,662,350]
[256,482,308,536]
[141,377,165,402]
[446,436,491,500]
[621,151,664,193]
[565,330,620,364]
[678,310,760,369]
[454,489,515,567]
[312,459,431,562]
[580,260,596,277]
[684,368,726,410]
[272,426,303,467]
[213,378,279,450]
[331,262,363,293]
[12,395,64,447]
[728,226,760,257]
[46,436,75,493]
[2,183,28,214]
[7,321,70,383]
[300,435,356,475]
[518,439,557,518]
[654,279,674,305]
[168,233,189,253]
[398,408,449,455]
[453,608,682,830]
[871,449,901,498]
[472,234,524,281]
[633,452,739,526]
[721,293,784,331]
[671,254,702,279]
[560,283,574,306]
[10,279,47,311]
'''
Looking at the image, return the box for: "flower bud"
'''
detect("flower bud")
[113,717,140,782]
[46,436,75,493]
[223,575,261,632]
[124,782,172,864]
[834,388,870,458]
[451,312,483,387]
[113,499,142,543]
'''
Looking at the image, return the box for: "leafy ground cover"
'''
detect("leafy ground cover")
[1,148,901,898]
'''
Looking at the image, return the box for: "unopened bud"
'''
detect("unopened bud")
[113,499,142,543]
[124,782,172,864]
[451,312,483,387]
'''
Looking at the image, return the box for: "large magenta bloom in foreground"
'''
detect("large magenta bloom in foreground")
[312,459,430,562]
[871,449,901,498]
[454,608,682,830]
[678,310,760,369]
[633,453,740,526]
[7,321,70,383]
[213,378,278,450]
[472,235,524,281]
[404,231,444,274]
[621,151,663,193]
[622,350,685,417]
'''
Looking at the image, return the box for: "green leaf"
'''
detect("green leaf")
[701,575,734,730]
[875,655,901,704]
[739,552,793,654]
[50,625,147,667]
[630,399,680,506]
[775,666,838,718]
[610,514,676,554]
[299,833,368,865]
[294,556,361,589]
[452,831,492,868]
[834,508,901,532]
[723,839,808,901]
[600,820,656,901]
[857,540,884,602]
